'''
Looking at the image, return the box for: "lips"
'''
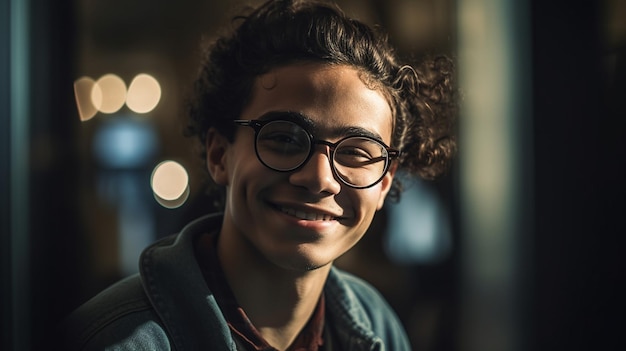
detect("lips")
[279,206,336,221]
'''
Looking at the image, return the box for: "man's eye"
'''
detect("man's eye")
[335,138,387,167]
[260,132,302,145]
[258,132,309,154]
[337,146,372,159]
[335,146,377,167]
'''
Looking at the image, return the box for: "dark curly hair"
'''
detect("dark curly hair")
[186,0,457,205]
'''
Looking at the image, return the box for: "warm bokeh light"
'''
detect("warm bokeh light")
[74,77,99,121]
[126,74,162,114]
[153,186,190,209]
[151,160,189,209]
[92,74,127,114]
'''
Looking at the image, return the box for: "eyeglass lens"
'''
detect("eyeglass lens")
[255,120,389,187]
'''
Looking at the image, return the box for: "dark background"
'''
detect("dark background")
[2,0,625,350]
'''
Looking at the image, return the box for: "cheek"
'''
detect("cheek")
[376,171,395,210]
[346,187,385,220]
[226,149,281,204]
[226,139,260,180]
[224,149,258,200]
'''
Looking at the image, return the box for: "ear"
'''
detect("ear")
[205,128,230,186]
[376,162,398,210]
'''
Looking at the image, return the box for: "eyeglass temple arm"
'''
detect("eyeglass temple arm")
[388,149,401,159]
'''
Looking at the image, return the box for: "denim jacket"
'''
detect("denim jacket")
[63,214,411,350]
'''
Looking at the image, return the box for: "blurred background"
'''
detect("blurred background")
[1,0,625,350]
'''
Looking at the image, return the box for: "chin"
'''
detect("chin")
[273,253,334,273]
[302,262,331,272]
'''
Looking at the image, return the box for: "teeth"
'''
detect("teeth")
[280,207,334,221]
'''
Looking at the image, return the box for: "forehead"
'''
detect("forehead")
[239,62,393,142]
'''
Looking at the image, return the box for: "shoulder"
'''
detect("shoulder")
[325,267,411,350]
[61,274,170,350]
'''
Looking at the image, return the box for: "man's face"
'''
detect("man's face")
[209,62,395,272]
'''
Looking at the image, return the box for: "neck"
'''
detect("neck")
[216,226,331,350]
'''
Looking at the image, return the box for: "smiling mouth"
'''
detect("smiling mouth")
[278,206,337,221]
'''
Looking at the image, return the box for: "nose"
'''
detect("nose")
[288,145,341,195]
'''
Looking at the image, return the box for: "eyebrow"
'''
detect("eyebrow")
[256,111,386,142]
[333,126,385,143]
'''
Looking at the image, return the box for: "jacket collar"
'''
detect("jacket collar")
[139,213,380,350]
[139,213,236,350]
[325,268,383,350]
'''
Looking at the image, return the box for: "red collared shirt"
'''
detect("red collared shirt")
[195,232,325,351]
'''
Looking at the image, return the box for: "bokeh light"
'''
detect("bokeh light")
[92,74,127,114]
[126,74,162,114]
[92,116,158,169]
[385,179,452,264]
[74,76,99,121]
[151,160,190,209]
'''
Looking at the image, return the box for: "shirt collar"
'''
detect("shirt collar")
[195,232,325,351]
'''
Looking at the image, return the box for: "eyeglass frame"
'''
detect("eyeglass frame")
[232,116,401,189]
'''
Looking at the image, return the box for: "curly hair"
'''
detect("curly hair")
[186,0,457,205]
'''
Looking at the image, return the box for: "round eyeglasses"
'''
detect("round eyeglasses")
[233,118,400,189]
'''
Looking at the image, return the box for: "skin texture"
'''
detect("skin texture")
[205,62,396,349]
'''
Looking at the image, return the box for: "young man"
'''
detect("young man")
[63,0,456,350]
